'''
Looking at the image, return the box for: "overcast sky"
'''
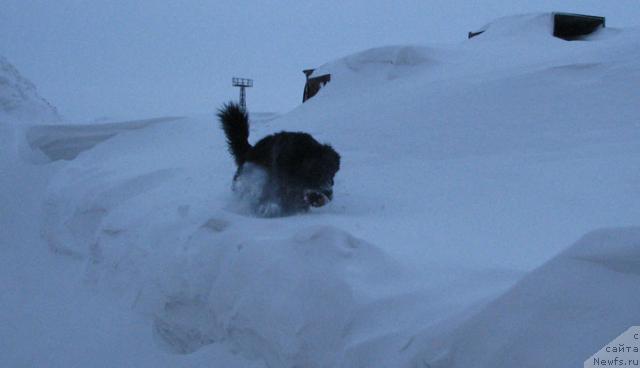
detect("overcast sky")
[1,0,639,121]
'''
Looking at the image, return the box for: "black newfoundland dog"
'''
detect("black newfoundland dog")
[218,102,340,217]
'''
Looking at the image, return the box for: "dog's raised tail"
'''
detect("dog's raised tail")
[218,102,251,166]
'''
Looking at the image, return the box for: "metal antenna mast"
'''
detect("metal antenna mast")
[232,77,253,111]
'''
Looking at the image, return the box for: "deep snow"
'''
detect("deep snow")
[0,55,59,125]
[1,13,639,368]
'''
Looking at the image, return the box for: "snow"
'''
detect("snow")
[2,13,640,367]
[0,55,60,125]
[25,116,183,163]
[440,227,640,368]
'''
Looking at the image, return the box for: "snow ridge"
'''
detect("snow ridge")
[0,55,60,124]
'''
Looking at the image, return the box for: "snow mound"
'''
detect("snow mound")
[152,224,403,366]
[416,227,640,368]
[470,13,555,40]
[309,45,436,94]
[0,55,60,124]
[42,120,201,259]
[42,117,426,367]
[45,175,407,366]
[25,116,182,163]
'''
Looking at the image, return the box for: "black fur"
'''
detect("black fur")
[218,102,340,216]
[217,103,251,166]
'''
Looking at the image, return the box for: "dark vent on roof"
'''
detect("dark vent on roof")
[553,12,605,40]
[302,70,331,103]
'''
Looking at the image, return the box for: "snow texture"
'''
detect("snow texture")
[0,55,60,125]
[2,13,640,368]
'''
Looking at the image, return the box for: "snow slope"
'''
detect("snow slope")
[2,13,640,368]
[441,227,640,368]
[0,55,61,171]
[0,55,60,125]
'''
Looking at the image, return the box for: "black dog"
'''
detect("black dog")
[218,102,340,216]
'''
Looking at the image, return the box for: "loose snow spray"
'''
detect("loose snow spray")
[229,163,283,217]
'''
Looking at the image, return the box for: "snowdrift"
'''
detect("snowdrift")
[40,116,467,367]
[408,227,640,368]
[0,55,59,125]
[0,55,61,163]
[25,116,183,163]
[6,13,640,367]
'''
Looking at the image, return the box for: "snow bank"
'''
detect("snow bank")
[40,113,516,367]
[0,55,60,125]
[0,55,61,162]
[310,45,437,93]
[40,117,420,367]
[152,225,404,366]
[420,227,640,368]
[25,116,182,163]
[471,12,554,39]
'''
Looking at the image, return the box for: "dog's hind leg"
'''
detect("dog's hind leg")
[253,174,285,217]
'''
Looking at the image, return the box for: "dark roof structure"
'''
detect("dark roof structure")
[468,12,605,40]
[553,12,605,40]
[302,70,331,103]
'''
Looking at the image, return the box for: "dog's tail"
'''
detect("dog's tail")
[217,102,251,166]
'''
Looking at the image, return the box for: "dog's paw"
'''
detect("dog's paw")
[304,191,330,208]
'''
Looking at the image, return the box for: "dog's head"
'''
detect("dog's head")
[275,133,340,208]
